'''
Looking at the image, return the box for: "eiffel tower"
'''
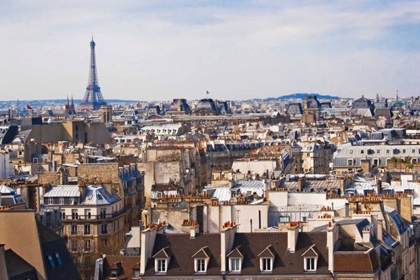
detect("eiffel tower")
[79,37,107,111]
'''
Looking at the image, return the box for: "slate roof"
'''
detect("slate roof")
[4,248,37,279]
[334,249,380,272]
[82,185,121,205]
[143,231,331,277]
[102,255,141,280]
[232,232,329,275]
[44,185,81,197]
[144,233,221,276]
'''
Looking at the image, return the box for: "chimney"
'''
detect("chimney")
[345,203,349,217]
[362,227,370,242]
[220,222,237,274]
[326,222,337,273]
[297,177,305,192]
[79,183,87,199]
[287,221,300,253]
[140,226,157,275]
[339,178,345,195]
[376,179,382,195]
[377,220,383,241]
[190,222,199,239]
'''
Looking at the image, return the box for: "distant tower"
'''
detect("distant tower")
[79,37,107,111]
[70,95,76,114]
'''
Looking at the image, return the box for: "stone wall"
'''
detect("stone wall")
[77,163,119,182]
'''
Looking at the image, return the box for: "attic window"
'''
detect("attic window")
[55,253,62,266]
[304,257,317,271]
[133,269,140,278]
[195,259,206,273]
[302,244,318,272]
[229,258,241,272]
[260,257,273,272]
[110,269,118,278]
[192,246,211,273]
[156,259,167,272]
[47,255,55,268]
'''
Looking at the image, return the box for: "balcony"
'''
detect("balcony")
[62,208,126,221]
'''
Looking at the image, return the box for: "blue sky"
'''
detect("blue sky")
[0,0,420,101]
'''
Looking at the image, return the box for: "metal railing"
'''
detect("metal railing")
[62,208,126,221]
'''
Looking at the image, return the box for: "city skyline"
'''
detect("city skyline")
[1,0,420,101]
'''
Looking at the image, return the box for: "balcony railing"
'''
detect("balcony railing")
[62,208,126,221]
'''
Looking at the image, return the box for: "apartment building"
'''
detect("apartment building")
[43,184,126,255]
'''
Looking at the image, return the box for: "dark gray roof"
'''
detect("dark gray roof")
[5,249,37,279]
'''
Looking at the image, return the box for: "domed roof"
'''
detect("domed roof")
[195,99,216,111]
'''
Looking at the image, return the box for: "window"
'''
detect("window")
[157,259,166,272]
[133,269,140,278]
[110,269,118,278]
[55,253,62,266]
[350,150,353,154]
[71,225,77,235]
[230,258,241,272]
[260,258,272,272]
[71,209,78,220]
[403,149,406,153]
[347,159,353,166]
[84,240,91,251]
[102,224,108,234]
[85,209,91,219]
[304,257,316,271]
[84,224,91,235]
[361,150,364,154]
[100,208,106,219]
[196,259,206,272]
[71,240,78,251]
[47,255,55,268]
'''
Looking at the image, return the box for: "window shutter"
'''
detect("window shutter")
[90,225,94,235]
[77,225,83,235]
[107,223,111,234]
[67,225,71,235]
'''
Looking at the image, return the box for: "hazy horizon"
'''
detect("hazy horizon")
[1,1,420,101]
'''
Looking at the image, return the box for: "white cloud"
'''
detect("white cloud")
[0,0,420,100]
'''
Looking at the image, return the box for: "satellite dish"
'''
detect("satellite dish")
[47,117,53,124]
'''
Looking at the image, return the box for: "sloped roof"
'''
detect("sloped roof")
[334,249,379,272]
[102,255,140,280]
[44,185,80,197]
[145,233,221,276]
[232,232,329,275]
[0,185,15,194]
[81,185,121,205]
[4,248,37,278]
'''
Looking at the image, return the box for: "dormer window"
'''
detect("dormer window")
[110,269,118,278]
[302,244,318,272]
[195,259,206,272]
[156,259,167,272]
[192,246,211,273]
[304,257,316,271]
[230,258,241,272]
[260,257,273,272]
[132,269,140,278]
[227,245,244,273]
[258,245,276,273]
[153,246,172,274]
